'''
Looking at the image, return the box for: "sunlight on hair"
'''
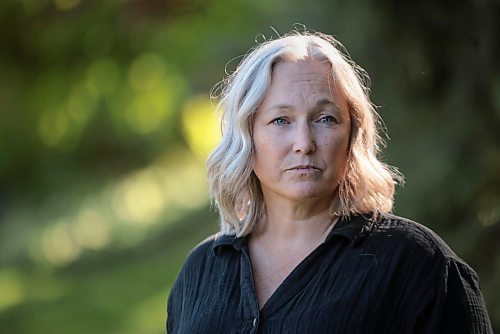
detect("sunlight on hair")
[181,95,221,161]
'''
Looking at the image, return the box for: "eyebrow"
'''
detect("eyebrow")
[315,98,339,109]
[267,98,341,112]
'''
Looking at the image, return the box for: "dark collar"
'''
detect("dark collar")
[212,233,245,255]
[212,213,378,256]
[325,213,377,245]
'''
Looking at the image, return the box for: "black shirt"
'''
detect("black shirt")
[166,213,492,333]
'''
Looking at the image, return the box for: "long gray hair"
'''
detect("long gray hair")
[207,31,403,236]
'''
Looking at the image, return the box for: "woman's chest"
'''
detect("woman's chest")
[177,249,395,334]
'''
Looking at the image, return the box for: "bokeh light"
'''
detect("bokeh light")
[181,95,221,161]
[0,0,498,333]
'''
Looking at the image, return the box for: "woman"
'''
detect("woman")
[167,31,492,333]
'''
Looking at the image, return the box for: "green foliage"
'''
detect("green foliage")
[0,0,498,332]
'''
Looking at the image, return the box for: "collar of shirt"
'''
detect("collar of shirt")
[212,212,378,256]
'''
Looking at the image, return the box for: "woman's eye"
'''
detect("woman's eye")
[272,117,288,125]
[318,115,336,124]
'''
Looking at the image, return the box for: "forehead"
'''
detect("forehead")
[262,59,347,111]
[271,59,333,83]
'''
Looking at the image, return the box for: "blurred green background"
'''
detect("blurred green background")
[0,0,498,333]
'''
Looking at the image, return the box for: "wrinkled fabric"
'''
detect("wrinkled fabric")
[167,213,492,333]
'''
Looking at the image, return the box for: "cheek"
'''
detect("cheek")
[253,137,268,161]
[252,138,272,171]
[324,129,350,152]
[325,132,350,169]
[253,129,282,158]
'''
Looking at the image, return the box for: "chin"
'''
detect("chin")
[285,187,332,202]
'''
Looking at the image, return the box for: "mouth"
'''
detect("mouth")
[287,165,322,172]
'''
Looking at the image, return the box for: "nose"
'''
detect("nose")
[293,121,316,154]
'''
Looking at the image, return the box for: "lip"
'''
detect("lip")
[287,165,322,172]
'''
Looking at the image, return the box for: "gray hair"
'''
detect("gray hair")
[207,31,403,236]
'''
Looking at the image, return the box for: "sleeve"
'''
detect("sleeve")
[418,258,493,334]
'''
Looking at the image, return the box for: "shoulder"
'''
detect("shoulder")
[370,212,461,262]
[168,234,218,297]
[167,234,220,332]
[189,233,218,258]
[369,213,484,284]
[174,232,240,279]
[364,214,492,332]
[168,232,239,306]
[179,233,220,274]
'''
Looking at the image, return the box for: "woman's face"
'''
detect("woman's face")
[252,59,351,206]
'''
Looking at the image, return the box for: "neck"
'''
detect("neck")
[253,194,337,245]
